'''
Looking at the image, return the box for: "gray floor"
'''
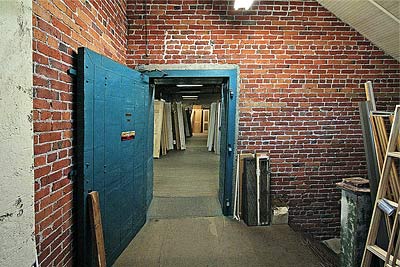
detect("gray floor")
[114,134,323,267]
[153,133,219,198]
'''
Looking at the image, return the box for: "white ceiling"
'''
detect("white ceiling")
[316,0,400,61]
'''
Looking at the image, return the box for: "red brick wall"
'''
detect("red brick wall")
[126,0,400,239]
[32,0,127,266]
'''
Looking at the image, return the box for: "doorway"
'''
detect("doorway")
[150,77,224,218]
[145,67,238,216]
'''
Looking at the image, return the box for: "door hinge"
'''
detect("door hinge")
[68,68,77,76]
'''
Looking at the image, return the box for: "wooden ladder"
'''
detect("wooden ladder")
[362,105,400,267]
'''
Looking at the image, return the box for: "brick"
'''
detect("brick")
[34,143,52,155]
[39,132,62,143]
[47,152,58,163]
[41,171,63,187]
[35,186,50,201]
[33,99,51,110]
[50,80,70,92]
[39,190,63,210]
[37,42,61,61]
[34,155,47,167]
[36,88,58,100]
[52,159,71,172]
[52,122,72,130]
[35,205,52,223]
[52,178,70,191]
[35,64,58,80]
[33,51,49,65]
[34,166,51,179]
[34,122,52,132]
[41,227,62,252]
[33,75,50,87]
[37,246,50,264]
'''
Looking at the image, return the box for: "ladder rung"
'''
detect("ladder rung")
[368,245,386,260]
[367,245,400,265]
[388,152,400,159]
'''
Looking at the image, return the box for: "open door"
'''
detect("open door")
[76,48,152,266]
[219,83,227,211]
[219,80,236,215]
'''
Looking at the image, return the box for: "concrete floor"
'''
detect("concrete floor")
[153,133,219,198]
[114,134,323,267]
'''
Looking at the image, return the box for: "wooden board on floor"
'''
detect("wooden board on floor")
[203,109,209,133]
[172,103,181,150]
[88,191,106,267]
[192,108,203,133]
[153,100,164,158]
[177,102,186,150]
[207,103,216,151]
[256,153,271,226]
[183,107,191,137]
[214,102,221,155]
[161,101,168,156]
[165,102,174,150]
[186,109,192,137]
[242,158,257,226]
[238,153,254,218]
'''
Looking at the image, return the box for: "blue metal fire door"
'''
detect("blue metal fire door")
[76,47,152,266]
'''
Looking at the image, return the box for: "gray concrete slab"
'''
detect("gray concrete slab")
[148,196,222,219]
[114,217,323,267]
[153,134,219,198]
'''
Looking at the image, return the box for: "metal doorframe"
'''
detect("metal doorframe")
[145,67,239,215]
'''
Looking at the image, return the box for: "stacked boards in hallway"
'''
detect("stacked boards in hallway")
[207,102,221,154]
[153,100,192,158]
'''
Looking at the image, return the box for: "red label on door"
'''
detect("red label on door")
[121,131,135,141]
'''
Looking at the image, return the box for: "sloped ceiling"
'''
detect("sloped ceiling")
[316,0,400,61]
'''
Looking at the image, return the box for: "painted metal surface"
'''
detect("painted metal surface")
[147,69,237,215]
[77,47,151,266]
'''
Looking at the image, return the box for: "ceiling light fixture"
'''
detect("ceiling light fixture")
[177,91,201,94]
[182,96,198,99]
[234,0,255,10]
[176,84,203,87]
